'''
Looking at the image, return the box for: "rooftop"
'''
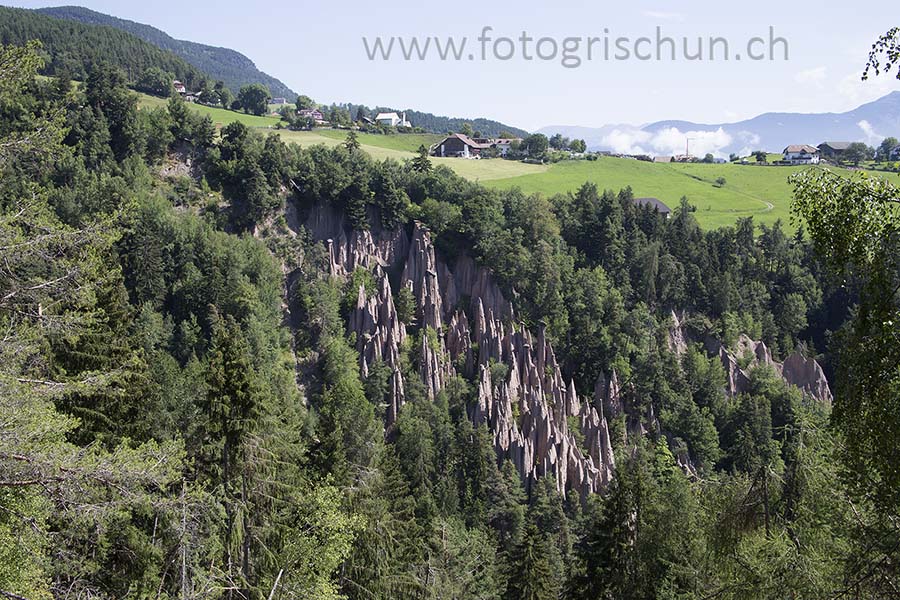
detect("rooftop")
[784,144,819,154]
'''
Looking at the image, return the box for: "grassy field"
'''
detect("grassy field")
[434,157,547,181]
[274,130,419,161]
[274,130,545,179]
[135,91,895,228]
[136,94,543,181]
[138,93,282,128]
[312,130,443,153]
[483,158,883,229]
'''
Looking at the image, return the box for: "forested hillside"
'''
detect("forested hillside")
[399,108,529,137]
[3,37,900,600]
[0,6,205,86]
[36,5,297,99]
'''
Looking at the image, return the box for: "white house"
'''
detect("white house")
[298,108,325,122]
[431,135,521,158]
[375,111,411,127]
[782,144,820,165]
[173,80,187,95]
[489,138,517,156]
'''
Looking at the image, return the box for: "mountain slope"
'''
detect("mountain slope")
[539,91,900,156]
[643,91,900,148]
[31,6,526,135]
[0,5,205,85]
[37,5,296,98]
[389,108,529,138]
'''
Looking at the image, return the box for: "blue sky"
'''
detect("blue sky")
[7,0,900,131]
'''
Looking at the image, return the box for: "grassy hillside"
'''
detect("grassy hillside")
[0,6,206,86]
[139,92,281,127]
[37,5,296,98]
[139,91,876,224]
[137,92,543,180]
[483,158,862,229]
[312,130,444,153]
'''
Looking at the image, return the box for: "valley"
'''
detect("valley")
[3,5,900,599]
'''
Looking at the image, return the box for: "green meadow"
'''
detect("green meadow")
[136,91,894,229]
[484,159,795,229]
[138,92,282,127]
[482,158,886,229]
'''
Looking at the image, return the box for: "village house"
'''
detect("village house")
[173,80,187,95]
[270,97,289,105]
[298,108,325,122]
[818,141,852,161]
[633,197,671,218]
[782,144,820,165]
[432,133,490,158]
[474,137,520,156]
[375,111,411,127]
[431,134,521,158]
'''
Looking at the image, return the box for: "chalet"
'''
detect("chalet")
[173,80,187,95]
[474,137,520,156]
[298,108,325,122]
[633,197,671,218]
[818,141,852,160]
[375,111,411,127]
[431,135,521,158]
[432,133,491,158]
[782,144,820,165]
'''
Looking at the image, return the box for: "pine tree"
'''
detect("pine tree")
[345,129,361,151]
[412,144,433,173]
[199,309,260,595]
[506,521,562,600]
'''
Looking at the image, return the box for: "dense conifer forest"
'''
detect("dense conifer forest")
[0,7,205,86]
[2,33,900,600]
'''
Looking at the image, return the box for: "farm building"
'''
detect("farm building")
[270,97,289,105]
[818,141,852,160]
[298,108,325,122]
[484,137,519,156]
[432,133,491,158]
[633,197,672,218]
[782,144,820,165]
[375,111,411,127]
[431,134,520,158]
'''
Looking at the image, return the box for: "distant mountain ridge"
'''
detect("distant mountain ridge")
[37,5,296,98]
[0,5,206,86]
[33,6,529,136]
[539,91,900,157]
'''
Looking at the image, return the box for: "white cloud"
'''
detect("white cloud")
[600,128,652,155]
[837,71,899,106]
[794,66,828,89]
[641,10,685,21]
[857,120,884,144]
[600,126,737,158]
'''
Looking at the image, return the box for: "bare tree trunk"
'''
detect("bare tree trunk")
[266,569,284,600]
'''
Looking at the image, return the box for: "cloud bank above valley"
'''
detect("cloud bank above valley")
[598,126,759,159]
